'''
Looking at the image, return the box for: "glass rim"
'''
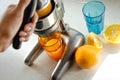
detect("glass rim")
[44,38,61,47]
[82,1,105,18]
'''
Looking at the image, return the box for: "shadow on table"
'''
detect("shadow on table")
[61,43,120,80]
[24,43,120,80]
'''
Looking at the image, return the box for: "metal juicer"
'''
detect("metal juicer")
[13,0,85,80]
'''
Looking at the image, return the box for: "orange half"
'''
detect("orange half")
[103,24,120,44]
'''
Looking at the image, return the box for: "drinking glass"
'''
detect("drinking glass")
[82,1,105,34]
[38,31,64,61]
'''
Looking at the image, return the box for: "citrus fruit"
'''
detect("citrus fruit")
[75,45,100,69]
[103,24,120,44]
[37,1,52,18]
[87,32,103,49]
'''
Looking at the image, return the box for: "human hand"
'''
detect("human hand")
[0,0,38,52]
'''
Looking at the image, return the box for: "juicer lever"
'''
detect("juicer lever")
[13,0,37,49]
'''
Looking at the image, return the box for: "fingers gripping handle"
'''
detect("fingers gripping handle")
[13,0,37,49]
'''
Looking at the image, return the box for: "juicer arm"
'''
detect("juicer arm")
[13,0,38,49]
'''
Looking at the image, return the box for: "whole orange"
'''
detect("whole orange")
[75,45,100,69]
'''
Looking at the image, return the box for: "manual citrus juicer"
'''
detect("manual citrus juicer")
[13,0,85,80]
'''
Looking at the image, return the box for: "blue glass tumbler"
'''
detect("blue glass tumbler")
[82,1,105,34]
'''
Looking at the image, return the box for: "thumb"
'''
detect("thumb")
[16,0,31,12]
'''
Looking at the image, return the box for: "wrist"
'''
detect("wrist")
[0,22,1,38]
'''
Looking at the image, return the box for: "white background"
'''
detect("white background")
[0,0,120,80]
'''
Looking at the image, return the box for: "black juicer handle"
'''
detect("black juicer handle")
[13,0,37,49]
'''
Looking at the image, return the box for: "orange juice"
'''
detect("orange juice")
[38,32,64,61]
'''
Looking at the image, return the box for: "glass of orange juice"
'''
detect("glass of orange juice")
[38,32,64,61]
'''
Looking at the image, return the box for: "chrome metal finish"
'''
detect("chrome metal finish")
[55,0,65,19]
[36,0,50,11]
[39,0,50,10]
[51,24,85,80]
[24,42,44,66]
[51,59,74,80]
[34,0,60,37]
[24,0,85,79]
[35,18,60,37]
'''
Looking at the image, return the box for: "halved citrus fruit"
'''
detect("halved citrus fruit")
[87,32,103,49]
[75,45,100,69]
[103,24,120,44]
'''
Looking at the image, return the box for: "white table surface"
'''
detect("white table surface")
[0,0,120,80]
